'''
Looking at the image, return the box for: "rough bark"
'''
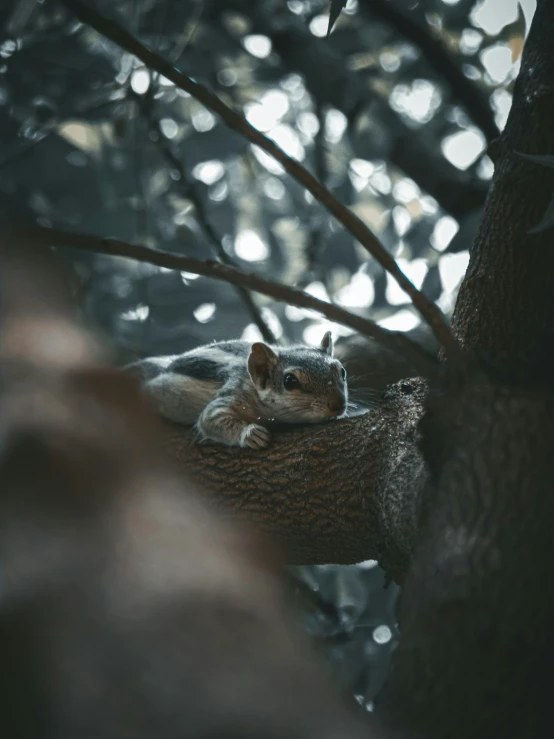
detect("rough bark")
[376,3,554,736]
[163,376,427,581]
[452,0,554,353]
[377,372,554,739]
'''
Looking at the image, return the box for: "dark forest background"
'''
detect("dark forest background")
[0,0,534,713]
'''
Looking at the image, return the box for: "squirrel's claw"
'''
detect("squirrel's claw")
[241,423,271,450]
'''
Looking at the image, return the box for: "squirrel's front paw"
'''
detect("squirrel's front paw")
[240,423,270,450]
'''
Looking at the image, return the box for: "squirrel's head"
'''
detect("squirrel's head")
[247,331,348,423]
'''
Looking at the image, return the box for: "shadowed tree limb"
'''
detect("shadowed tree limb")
[2,223,427,579]
[60,0,462,364]
[3,222,431,580]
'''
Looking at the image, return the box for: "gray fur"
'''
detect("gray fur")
[125,334,348,450]
[126,357,174,382]
[205,340,251,357]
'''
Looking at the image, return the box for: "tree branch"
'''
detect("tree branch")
[9,224,440,378]
[59,0,462,365]
[3,220,433,577]
[2,224,428,579]
[162,376,427,580]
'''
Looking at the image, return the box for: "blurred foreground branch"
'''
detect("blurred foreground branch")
[0,235,377,739]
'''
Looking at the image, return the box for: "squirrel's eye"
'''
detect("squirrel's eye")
[284,373,300,391]
[340,367,347,381]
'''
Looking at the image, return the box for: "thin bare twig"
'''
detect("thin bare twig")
[60,0,463,365]
[134,90,277,343]
[299,97,330,291]
[169,0,205,63]
[10,225,441,378]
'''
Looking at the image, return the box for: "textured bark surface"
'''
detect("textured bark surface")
[378,375,554,739]
[452,0,554,353]
[163,376,427,581]
[4,0,554,736]
[376,3,554,736]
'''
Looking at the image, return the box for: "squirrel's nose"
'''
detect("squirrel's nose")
[328,395,345,414]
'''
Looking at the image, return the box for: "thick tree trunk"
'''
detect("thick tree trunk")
[452,0,554,353]
[377,2,554,736]
[378,376,554,739]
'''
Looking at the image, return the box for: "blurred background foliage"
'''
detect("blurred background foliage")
[0,0,535,714]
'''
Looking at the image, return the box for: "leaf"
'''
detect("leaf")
[529,194,554,234]
[496,2,526,63]
[327,0,348,37]
[517,152,554,169]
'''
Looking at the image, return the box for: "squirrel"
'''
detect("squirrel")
[126,331,348,450]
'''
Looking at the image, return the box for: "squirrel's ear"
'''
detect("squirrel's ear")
[320,331,334,356]
[248,342,278,389]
